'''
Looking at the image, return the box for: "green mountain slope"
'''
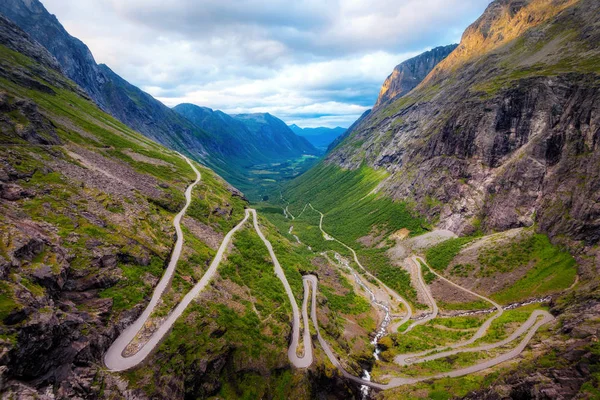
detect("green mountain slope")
[0,0,320,202]
[0,15,362,399]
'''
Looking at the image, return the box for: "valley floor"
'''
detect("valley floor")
[102,157,575,398]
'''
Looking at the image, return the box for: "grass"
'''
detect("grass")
[384,322,476,359]
[434,316,486,330]
[99,257,165,311]
[320,278,371,316]
[476,304,544,344]
[425,231,576,304]
[0,282,19,321]
[490,235,576,303]
[219,227,294,316]
[425,237,475,271]
[421,260,437,284]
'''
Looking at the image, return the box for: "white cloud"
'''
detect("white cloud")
[40,0,491,127]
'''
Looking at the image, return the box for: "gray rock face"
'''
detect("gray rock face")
[327,0,600,253]
[374,44,458,109]
[0,92,61,145]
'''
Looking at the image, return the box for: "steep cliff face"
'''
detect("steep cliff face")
[0,0,106,107]
[374,44,457,109]
[327,0,600,261]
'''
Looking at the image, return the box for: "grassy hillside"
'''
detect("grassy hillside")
[0,21,361,399]
[257,163,429,305]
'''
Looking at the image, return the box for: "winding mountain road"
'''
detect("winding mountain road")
[295,205,553,388]
[395,256,505,364]
[402,257,438,333]
[308,204,412,327]
[250,209,313,368]
[105,155,205,371]
[302,274,554,389]
[104,166,311,370]
[104,169,554,389]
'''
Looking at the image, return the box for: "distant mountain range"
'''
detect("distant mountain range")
[0,0,318,198]
[173,104,318,164]
[288,125,346,151]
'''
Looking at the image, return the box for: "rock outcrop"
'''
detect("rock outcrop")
[327,0,600,261]
[374,44,458,109]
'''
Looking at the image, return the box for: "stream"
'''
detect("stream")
[333,252,391,399]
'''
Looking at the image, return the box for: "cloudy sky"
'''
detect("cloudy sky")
[42,0,491,128]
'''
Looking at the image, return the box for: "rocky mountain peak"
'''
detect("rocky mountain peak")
[422,0,579,86]
[374,44,458,109]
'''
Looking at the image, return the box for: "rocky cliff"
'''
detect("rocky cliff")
[374,44,457,109]
[328,0,599,263]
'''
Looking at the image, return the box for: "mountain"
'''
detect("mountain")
[327,0,600,244]
[280,0,600,397]
[0,15,355,399]
[174,104,319,162]
[0,0,319,198]
[0,0,216,161]
[232,113,318,157]
[374,44,458,109]
[289,124,346,150]
[326,45,456,154]
[173,104,320,199]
